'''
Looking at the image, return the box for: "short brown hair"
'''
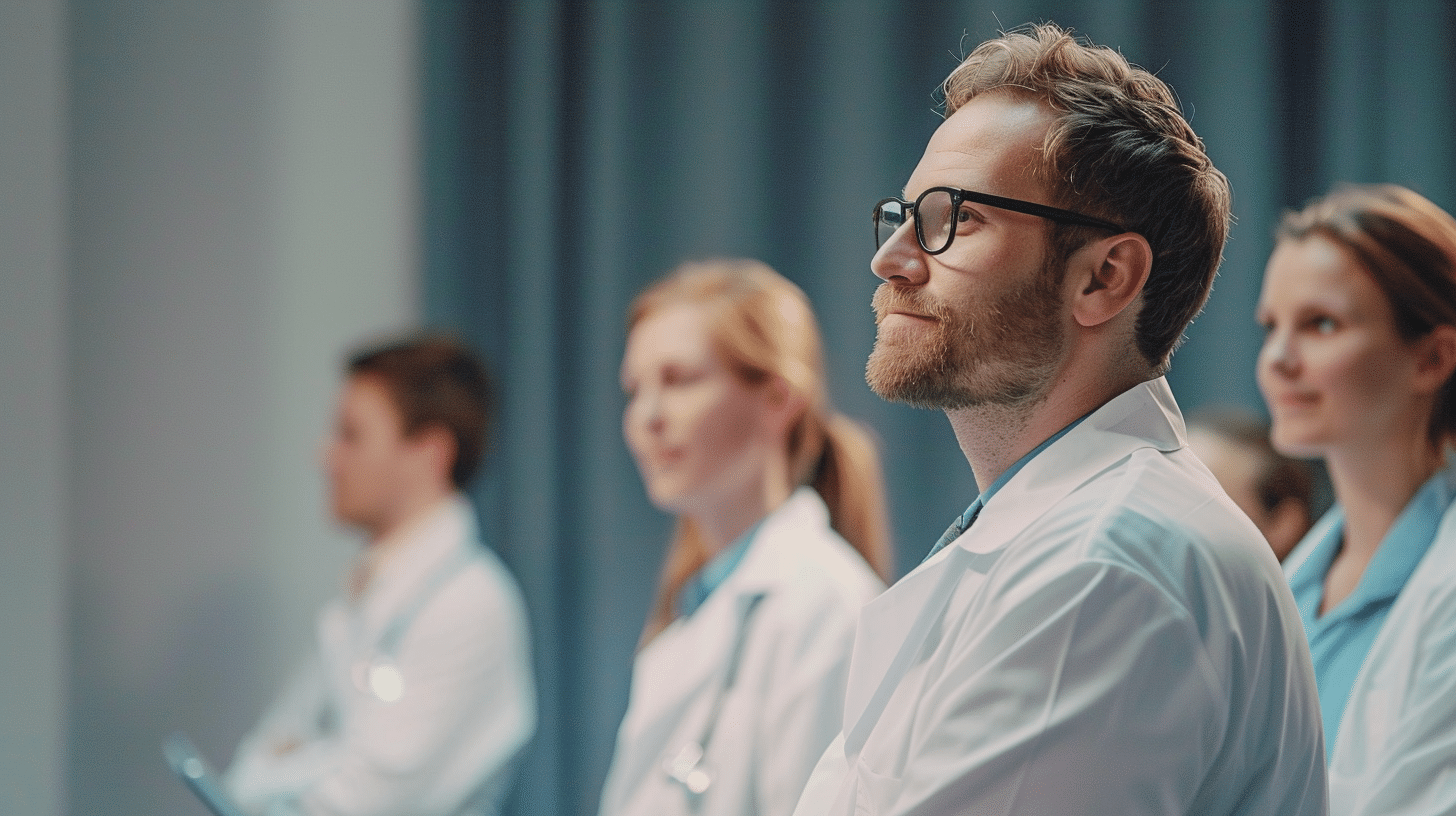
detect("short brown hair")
[1187,406,1314,518]
[348,334,493,488]
[1277,183,1456,445]
[943,23,1231,372]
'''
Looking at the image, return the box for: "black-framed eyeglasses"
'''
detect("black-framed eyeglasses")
[873,187,1129,255]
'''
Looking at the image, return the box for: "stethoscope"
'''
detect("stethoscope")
[662,591,767,806]
[351,546,478,703]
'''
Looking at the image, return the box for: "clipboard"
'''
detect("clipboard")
[162,733,251,816]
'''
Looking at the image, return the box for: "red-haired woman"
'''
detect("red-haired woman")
[1258,184,1456,815]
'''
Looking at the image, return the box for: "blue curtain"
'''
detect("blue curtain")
[419,3,1456,814]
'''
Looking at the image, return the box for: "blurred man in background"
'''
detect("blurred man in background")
[226,335,535,816]
[1187,406,1317,561]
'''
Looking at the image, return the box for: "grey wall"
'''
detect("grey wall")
[0,0,69,812]
[54,2,421,814]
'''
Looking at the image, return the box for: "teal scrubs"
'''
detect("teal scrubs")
[1288,469,1456,759]
[677,520,762,618]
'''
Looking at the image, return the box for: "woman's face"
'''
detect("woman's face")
[1256,235,1426,459]
[621,303,779,518]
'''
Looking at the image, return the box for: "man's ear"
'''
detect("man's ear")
[1071,233,1154,329]
[412,424,458,483]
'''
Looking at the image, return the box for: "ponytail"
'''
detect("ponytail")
[639,520,709,649]
[813,414,894,583]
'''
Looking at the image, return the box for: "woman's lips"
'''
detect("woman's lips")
[1268,390,1319,411]
[638,447,683,470]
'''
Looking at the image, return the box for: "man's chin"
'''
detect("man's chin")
[867,353,1051,411]
[866,352,951,409]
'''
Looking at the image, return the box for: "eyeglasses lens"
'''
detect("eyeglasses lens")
[916,190,954,254]
[876,200,907,249]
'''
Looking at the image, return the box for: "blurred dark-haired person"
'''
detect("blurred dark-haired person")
[792,23,1324,816]
[1259,183,1456,815]
[1187,406,1316,560]
[225,336,535,816]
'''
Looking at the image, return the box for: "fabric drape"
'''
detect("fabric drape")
[419,3,1456,815]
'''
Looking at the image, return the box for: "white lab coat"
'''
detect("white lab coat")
[792,378,1328,816]
[599,488,885,816]
[1285,463,1456,816]
[226,495,536,816]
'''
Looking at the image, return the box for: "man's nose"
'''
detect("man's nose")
[871,221,928,286]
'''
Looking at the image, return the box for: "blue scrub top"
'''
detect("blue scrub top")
[1288,466,1456,759]
[676,519,763,618]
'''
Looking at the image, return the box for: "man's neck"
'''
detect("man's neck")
[947,373,1149,491]
[366,487,454,549]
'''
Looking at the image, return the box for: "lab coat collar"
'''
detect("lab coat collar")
[353,494,478,636]
[1290,461,1456,625]
[842,377,1185,747]
[727,487,830,595]
[950,376,1184,557]
[1407,460,1456,594]
[625,488,828,740]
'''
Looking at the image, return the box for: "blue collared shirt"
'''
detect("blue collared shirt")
[676,520,763,618]
[924,416,1087,562]
[1288,466,1456,760]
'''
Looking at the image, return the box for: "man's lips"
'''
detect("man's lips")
[876,309,938,325]
[872,283,944,326]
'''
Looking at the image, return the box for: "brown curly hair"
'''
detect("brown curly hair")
[943,23,1232,372]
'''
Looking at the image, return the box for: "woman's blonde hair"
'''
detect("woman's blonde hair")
[630,259,893,645]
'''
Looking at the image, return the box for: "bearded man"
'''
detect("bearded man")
[792,24,1327,816]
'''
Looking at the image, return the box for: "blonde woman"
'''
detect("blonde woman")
[600,259,892,816]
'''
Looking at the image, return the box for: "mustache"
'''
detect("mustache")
[872,284,952,324]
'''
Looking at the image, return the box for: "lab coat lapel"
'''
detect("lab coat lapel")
[841,378,1185,754]
[630,588,744,734]
[621,492,817,746]
[843,545,980,753]
[355,496,471,640]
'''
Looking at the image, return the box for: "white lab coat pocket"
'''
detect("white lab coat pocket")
[852,756,901,816]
